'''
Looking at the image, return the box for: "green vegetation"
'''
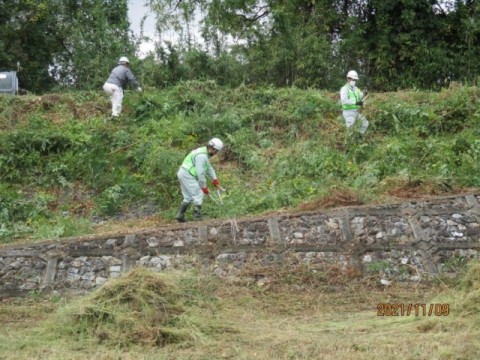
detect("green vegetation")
[0,0,133,93]
[2,2,479,358]
[0,83,479,242]
[1,261,480,359]
[2,1,480,93]
[147,0,480,91]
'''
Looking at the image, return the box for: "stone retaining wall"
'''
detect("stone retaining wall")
[1,193,479,296]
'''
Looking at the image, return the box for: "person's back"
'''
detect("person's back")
[103,56,142,118]
[106,64,140,90]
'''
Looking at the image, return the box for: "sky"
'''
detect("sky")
[128,0,157,57]
[128,0,204,58]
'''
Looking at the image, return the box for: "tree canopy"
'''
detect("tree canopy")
[0,0,479,92]
[0,0,134,93]
[146,0,480,91]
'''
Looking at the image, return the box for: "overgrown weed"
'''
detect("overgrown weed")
[1,83,479,242]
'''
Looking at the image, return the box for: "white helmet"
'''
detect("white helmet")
[208,138,223,151]
[347,70,359,80]
[118,56,129,65]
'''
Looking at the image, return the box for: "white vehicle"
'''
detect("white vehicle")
[0,71,18,95]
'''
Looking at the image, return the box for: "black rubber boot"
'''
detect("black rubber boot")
[193,205,202,221]
[175,202,190,222]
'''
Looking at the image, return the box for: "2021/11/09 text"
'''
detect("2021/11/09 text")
[377,303,450,316]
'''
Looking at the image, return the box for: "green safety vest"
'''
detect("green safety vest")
[342,85,362,110]
[181,146,208,178]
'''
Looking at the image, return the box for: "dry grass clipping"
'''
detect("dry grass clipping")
[459,262,480,321]
[298,187,363,211]
[58,268,204,347]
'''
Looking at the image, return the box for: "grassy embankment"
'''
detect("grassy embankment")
[1,82,480,360]
[0,81,479,243]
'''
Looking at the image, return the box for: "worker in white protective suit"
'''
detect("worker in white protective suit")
[103,56,142,118]
[175,138,224,222]
[340,70,369,135]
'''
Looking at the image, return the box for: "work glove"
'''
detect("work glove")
[137,87,142,92]
[212,179,220,188]
[356,101,363,106]
[201,187,209,195]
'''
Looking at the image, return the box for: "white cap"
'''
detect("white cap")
[118,56,129,64]
[208,138,224,151]
[347,70,359,80]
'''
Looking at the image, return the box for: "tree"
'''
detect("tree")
[0,0,63,91]
[147,0,341,88]
[51,0,134,90]
[0,0,134,93]
[146,0,480,90]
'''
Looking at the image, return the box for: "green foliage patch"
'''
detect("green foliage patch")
[0,83,479,242]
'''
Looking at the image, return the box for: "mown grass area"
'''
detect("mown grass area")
[0,82,479,243]
[1,262,480,360]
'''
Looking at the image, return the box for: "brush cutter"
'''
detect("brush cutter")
[362,89,369,102]
[217,185,228,194]
[208,186,228,206]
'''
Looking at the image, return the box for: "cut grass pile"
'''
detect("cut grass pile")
[52,267,227,347]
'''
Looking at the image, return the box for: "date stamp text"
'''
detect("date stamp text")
[377,303,450,316]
